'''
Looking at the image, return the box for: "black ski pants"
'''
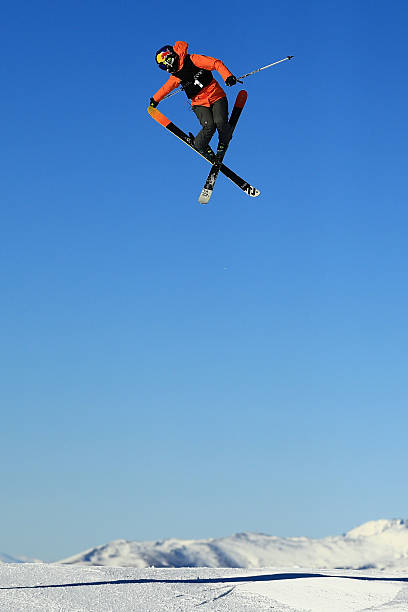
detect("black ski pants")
[192,96,232,152]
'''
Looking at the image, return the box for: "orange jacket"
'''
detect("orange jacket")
[152,41,233,107]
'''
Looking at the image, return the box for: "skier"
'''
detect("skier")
[149,41,237,162]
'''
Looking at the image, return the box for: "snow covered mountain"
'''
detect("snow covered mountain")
[0,552,40,564]
[58,519,408,570]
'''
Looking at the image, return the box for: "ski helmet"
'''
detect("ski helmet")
[155,45,179,73]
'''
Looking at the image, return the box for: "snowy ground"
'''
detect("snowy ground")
[1,563,408,611]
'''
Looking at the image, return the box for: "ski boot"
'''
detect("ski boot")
[215,142,228,165]
[203,146,216,163]
[190,134,216,163]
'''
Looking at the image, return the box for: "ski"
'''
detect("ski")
[198,89,248,205]
[148,103,260,200]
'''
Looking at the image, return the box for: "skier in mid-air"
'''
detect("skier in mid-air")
[149,41,238,162]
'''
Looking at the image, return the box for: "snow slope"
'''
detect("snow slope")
[1,563,408,611]
[59,519,408,571]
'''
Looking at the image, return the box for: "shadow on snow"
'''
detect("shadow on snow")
[2,572,408,591]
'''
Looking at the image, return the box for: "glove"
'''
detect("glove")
[225,75,237,87]
[149,97,158,108]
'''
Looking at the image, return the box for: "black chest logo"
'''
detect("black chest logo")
[175,56,214,99]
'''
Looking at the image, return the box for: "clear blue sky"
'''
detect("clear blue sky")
[2,0,408,562]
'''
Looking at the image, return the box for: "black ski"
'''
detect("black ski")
[198,89,248,204]
[148,102,260,200]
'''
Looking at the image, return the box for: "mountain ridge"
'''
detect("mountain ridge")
[56,518,408,570]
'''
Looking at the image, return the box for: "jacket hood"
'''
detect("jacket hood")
[173,41,188,70]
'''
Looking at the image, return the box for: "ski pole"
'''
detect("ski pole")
[238,55,294,81]
[163,85,187,100]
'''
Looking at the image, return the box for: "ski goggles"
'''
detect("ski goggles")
[156,46,178,71]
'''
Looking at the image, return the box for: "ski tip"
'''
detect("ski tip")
[235,90,248,108]
[147,106,171,127]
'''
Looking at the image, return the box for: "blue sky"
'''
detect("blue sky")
[2,0,408,561]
